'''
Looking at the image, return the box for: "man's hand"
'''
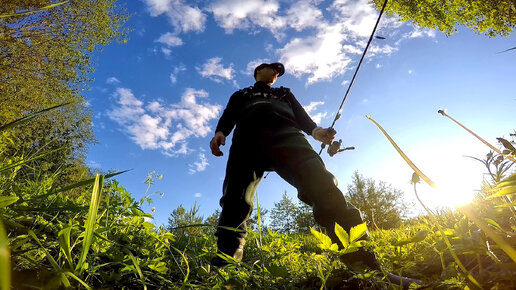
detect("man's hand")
[313,127,337,145]
[210,131,226,156]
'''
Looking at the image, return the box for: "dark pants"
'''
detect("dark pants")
[215,125,378,267]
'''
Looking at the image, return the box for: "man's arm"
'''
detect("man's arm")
[285,90,318,135]
[285,90,336,145]
[210,131,226,156]
[214,91,242,137]
[210,90,243,157]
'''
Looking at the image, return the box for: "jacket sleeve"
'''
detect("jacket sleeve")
[215,91,244,136]
[285,90,318,135]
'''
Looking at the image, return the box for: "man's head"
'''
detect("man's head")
[254,62,285,85]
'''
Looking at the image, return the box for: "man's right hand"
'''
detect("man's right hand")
[210,131,226,156]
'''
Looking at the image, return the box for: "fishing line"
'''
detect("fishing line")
[319,0,388,155]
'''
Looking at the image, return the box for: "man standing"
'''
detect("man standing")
[209,62,381,269]
[210,62,423,288]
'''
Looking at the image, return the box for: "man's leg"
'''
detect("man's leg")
[213,146,263,264]
[267,128,379,269]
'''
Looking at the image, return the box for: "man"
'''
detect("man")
[209,62,420,287]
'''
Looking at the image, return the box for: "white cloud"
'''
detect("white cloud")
[245,59,269,76]
[106,77,120,84]
[107,87,221,155]
[209,0,286,38]
[303,101,327,124]
[161,47,172,57]
[197,57,234,82]
[286,0,323,31]
[278,23,352,84]
[194,192,202,198]
[409,28,436,38]
[408,69,413,74]
[376,63,382,69]
[155,32,183,47]
[170,64,186,84]
[329,0,379,38]
[189,153,209,174]
[144,0,206,33]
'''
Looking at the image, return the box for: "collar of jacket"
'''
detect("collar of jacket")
[253,81,272,92]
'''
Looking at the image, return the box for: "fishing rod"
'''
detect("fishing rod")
[264,0,388,180]
[320,0,388,156]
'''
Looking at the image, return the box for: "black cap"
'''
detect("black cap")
[254,62,285,78]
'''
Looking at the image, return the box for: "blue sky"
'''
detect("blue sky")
[85,0,516,227]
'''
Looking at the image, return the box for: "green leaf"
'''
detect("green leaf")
[76,174,104,274]
[58,227,74,269]
[484,218,504,231]
[0,196,18,208]
[148,261,168,274]
[267,264,289,278]
[0,221,10,290]
[64,272,91,290]
[310,227,334,250]
[142,222,155,230]
[349,222,368,243]
[394,230,429,246]
[488,186,516,199]
[127,251,146,290]
[334,223,349,248]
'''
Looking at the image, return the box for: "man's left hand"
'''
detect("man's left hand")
[313,127,337,145]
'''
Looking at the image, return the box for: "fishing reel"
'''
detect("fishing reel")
[325,139,355,157]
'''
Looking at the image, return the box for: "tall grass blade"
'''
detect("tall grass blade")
[76,174,105,273]
[58,227,74,269]
[0,103,71,132]
[0,196,19,208]
[27,230,71,287]
[366,115,437,188]
[54,169,130,194]
[412,184,482,288]
[0,221,10,290]
[460,206,516,264]
[64,272,91,290]
[0,148,63,174]
[438,109,515,162]
[0,1,68,18]
[126,250,147,290]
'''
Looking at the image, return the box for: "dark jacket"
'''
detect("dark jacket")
[215,81,317,137]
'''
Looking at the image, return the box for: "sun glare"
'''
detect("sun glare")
[411,150,484,209]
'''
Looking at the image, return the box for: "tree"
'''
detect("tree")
[0,0,129,188]
[345,171,410,229]
[269,191,318,234]
[204,209,220,234]
[294,201,318,234]
[270,191,298,234]
[167,203,204,237]
[372,0,516,37]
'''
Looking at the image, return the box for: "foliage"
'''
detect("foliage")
[269,191,317,234]
[372,0,516,37]
[0,0,130,191]
[1,74,515,288]
[346,171,410,229]
[270,191,298,234]
[167,202,204,238]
